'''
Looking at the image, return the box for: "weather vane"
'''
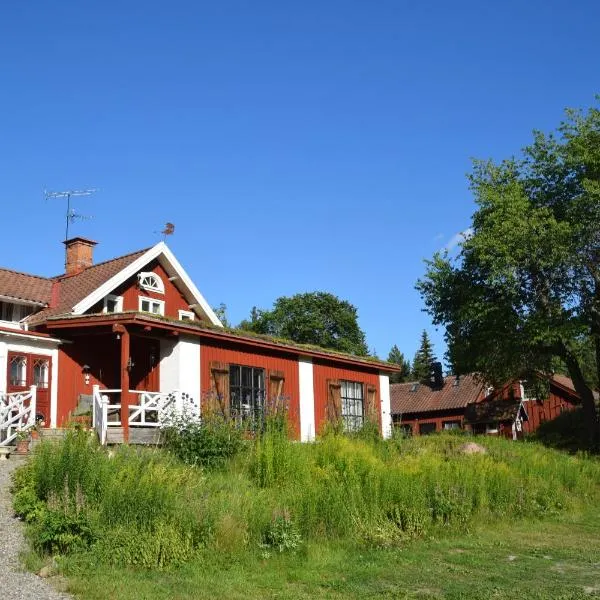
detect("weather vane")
[45,188,97,240]
[155,222,175,241]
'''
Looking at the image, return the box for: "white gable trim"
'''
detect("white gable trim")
[70,242,223,326]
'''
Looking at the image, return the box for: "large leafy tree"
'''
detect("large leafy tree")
[239,292,369,356]
[387,345,411,383]
[417,102,600,445]
[411,330,437,382]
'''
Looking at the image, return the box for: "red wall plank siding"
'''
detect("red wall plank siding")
[312,359,380,435]
[200,340,301,438]
[522,390,575,434]
[87,260,191,319]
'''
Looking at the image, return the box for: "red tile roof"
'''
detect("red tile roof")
[0,268,53,305]
[390,374,484,415]
[26,248,150,323]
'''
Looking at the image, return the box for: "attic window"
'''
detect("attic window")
[453,377,460,387]
[138,272,164,294]
[103,294,123,314]
[410,383,419,392]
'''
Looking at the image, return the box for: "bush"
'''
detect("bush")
[534,408,597,453]
[161,412,244,469]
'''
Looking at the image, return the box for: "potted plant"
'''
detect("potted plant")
[14,430,30,455]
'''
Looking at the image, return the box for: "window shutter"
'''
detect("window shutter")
[326,379,342,426]
[268,370,285,415]
[210,361,230,417]
[366,384,378,424]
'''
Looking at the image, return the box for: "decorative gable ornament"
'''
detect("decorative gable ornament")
[137,272,164,294]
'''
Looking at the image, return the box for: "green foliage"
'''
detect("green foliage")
[411,330,437,382]
[13,427,600,578]
[239,292,369,356]
[387,345,411,383]
[211,302,230,327]
[161,413,244,469]
[534,408,597,453]
[417,100,600,444]
[261,510,302,554]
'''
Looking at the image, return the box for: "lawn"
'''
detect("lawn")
[54,509,600,599]
[13,424,600,599]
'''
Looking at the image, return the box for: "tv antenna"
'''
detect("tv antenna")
[44,188,98,240]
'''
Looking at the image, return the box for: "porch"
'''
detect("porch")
[92,385,197,445]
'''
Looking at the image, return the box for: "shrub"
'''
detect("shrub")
[161,412,244,469]
[534,408,597,453]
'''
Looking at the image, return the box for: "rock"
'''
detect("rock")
[459,442,487,455]
[39,566,52,578]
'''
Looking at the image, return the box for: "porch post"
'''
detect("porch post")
[114,324,131,443]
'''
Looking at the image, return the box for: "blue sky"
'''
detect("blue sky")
[1,1,598,366]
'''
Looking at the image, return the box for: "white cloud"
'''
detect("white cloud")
[444,227,473,252]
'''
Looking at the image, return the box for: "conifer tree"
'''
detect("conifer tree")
[411,330,437,382]
[387,345,411,383]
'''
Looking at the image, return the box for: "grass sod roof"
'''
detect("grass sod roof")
[42,310,401,372]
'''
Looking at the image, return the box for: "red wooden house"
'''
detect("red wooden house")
[391,373,579,439]
[0,238,397,445]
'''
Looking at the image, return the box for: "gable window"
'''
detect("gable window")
[103,294,123,314]
[138,272,164,294]
[229,364,265,426]
[139,296,165,316]
[178,310,195,321]
[341,380,364,432]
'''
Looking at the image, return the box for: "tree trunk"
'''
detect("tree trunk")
[562,346,600,449]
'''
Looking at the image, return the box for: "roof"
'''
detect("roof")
[25,248,150,324]
[41,311,401,372]
[0,268,53,305]
[390,374,484,415]
[464,399,527,424]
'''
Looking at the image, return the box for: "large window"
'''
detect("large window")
[0,301,34,322]
[341,380,364,432]
[229,365,265,426]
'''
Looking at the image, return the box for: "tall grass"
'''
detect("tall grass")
[13,425,600,569]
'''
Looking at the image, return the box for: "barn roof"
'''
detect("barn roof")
[390,373,484,415]
[464,399,528,424]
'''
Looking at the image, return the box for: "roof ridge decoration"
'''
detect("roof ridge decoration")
[70,242,222,326]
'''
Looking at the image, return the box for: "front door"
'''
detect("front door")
[7,352,52,425]
[129,338,160,392]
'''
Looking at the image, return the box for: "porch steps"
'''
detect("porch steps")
[31,428,69,448]
[106,427,163,446]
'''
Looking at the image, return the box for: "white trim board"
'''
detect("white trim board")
[71,242,222,326]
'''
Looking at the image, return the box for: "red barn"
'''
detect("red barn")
[391,373,580,439]
[1,238,397,446]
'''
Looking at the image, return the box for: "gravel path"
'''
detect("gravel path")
[0,455,72,600]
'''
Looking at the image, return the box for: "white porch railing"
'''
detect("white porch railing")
[0,386,37,447]
[92,386,195,445]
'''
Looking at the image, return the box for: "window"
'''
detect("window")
[139,296,165,316]
[178,310,195,321]
[33,358,49,389]
[229,364,265,426]
[419,422,437,435]
[137,272,164,294]
[103,294,123,313]
[398,423,413,437]
[0,301,34,322]
[341,380,364,432]
[443,420,461,431]
[9,355,27,387]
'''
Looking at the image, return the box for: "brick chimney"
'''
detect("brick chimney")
[63,237,97,276]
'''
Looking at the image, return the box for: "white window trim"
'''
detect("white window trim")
[138,271,165,294]
[103,294,123,314]
[178,309,195,321]
[139,296,165,316]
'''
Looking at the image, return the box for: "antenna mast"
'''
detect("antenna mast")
[44,188,98,240]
